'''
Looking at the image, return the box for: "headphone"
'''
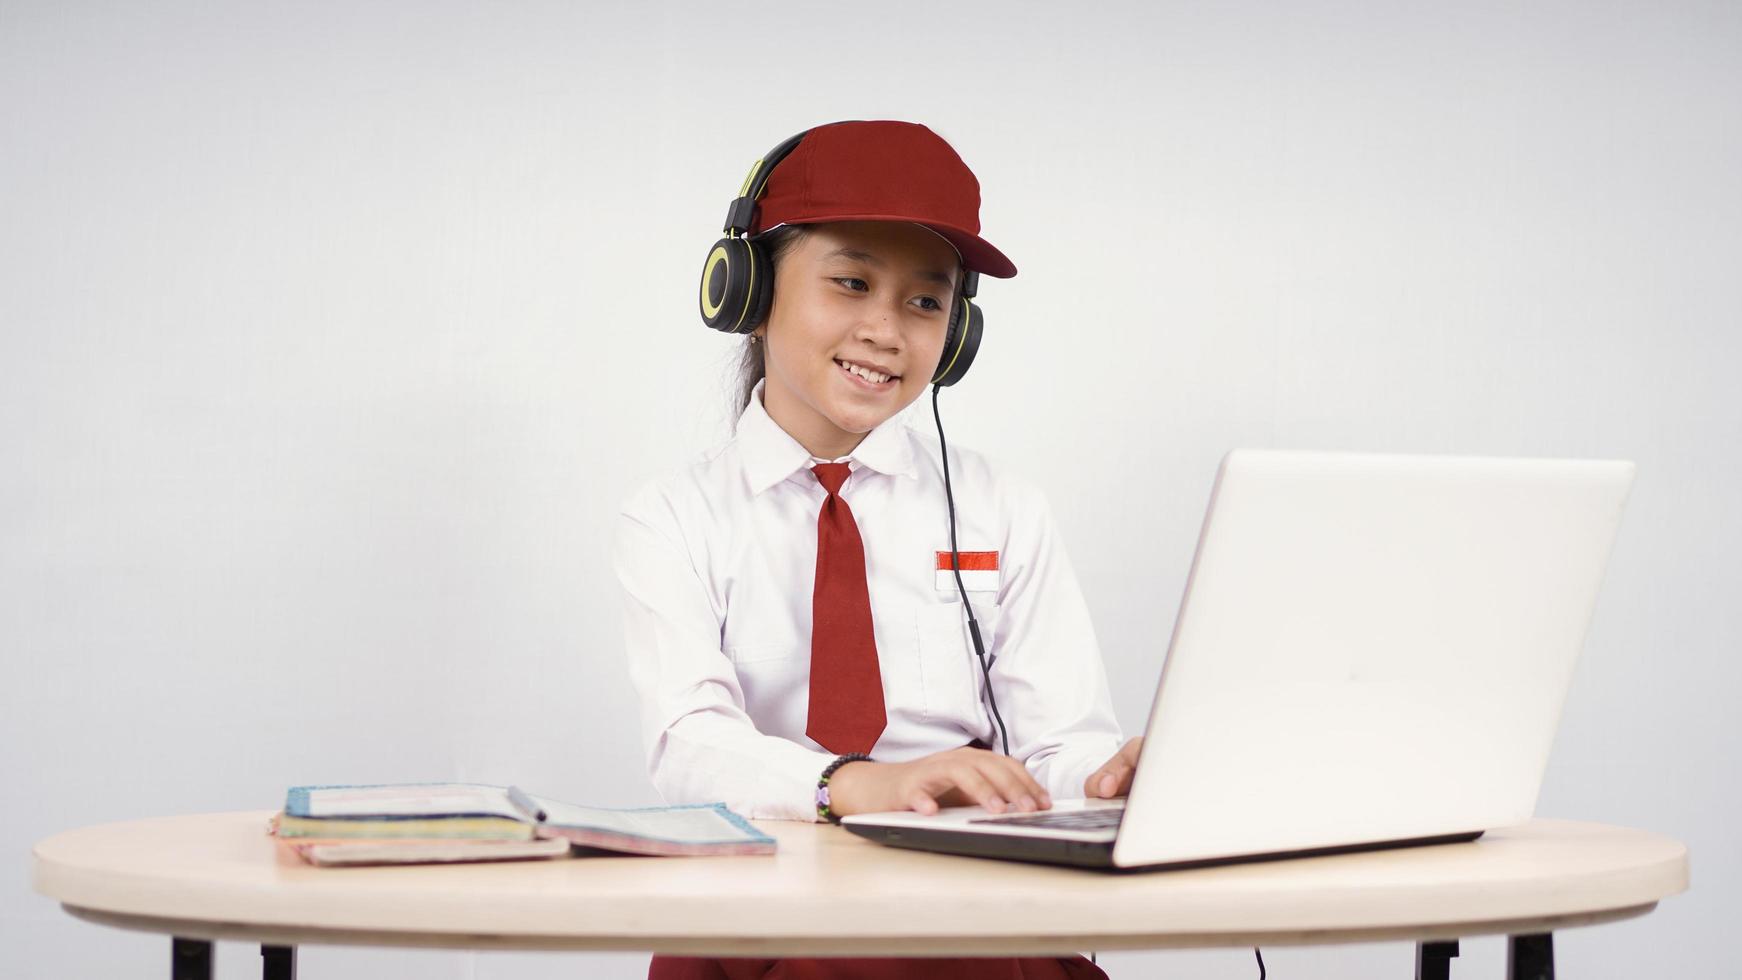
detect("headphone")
[698,126,985,387]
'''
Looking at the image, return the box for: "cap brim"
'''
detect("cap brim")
[779,213,1018,279]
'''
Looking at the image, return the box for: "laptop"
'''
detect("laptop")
[843,449,1635,871]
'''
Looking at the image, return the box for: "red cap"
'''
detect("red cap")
[749,121,1017,279]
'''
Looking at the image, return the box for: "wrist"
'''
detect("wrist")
[816,754,875,823]
[822,761,878,817]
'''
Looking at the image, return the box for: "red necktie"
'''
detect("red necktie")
[806,463,887,755]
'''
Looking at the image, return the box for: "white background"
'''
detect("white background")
[3,1,1735,977]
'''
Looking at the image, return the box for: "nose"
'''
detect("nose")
[853,296,904,351]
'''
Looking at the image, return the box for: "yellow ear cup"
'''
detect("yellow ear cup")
[699,236,770,334]
[700,244,730,321]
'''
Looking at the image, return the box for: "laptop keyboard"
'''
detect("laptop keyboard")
[968,806,1125,831]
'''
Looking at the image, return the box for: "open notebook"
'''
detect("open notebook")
[274,783,775,866]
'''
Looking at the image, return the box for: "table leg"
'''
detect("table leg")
[1508,933,1554,980]
[171,937,212,980]
[262,944,298,979]
[1415,938,1459,979]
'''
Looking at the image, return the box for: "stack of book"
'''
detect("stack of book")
[271,783,776,867]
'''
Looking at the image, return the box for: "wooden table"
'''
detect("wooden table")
[32,811,1688,978]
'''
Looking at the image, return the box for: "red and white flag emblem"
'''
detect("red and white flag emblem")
[935,550,999,592]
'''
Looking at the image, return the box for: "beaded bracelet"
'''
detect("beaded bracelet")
[815,753,872,824]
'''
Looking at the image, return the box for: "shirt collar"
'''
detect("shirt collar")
[737,379,918,495]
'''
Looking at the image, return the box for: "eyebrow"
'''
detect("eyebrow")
[824,247,955,289]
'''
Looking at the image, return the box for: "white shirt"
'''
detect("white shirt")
[611,380,1123,821]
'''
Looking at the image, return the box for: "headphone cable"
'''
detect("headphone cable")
[931,384,1011,756]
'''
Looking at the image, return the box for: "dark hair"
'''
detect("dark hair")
[731,225,809,421]
[730,225,967,423]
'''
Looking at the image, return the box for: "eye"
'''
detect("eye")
[832,277,868,292]
[914,296,943,312]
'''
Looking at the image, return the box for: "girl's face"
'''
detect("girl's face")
[756,220,961,460]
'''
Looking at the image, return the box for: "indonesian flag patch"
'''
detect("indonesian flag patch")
[935,550,999,593]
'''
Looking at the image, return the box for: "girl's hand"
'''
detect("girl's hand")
[1084,737,1144,799]
[825,746,1052,817]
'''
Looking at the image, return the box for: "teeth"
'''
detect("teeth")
[840,361,891,384]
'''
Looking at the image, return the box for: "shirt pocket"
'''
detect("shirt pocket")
[914,601,1000,724]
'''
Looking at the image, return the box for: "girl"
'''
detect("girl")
[613,120,1142,980]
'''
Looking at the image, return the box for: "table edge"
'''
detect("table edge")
[62,901,1662,955]
[34,813,1690,948]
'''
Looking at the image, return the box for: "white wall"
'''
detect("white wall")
[4,1,1734,977]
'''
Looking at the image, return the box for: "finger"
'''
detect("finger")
[935,786,973,809]
[1002,758,1052,809]
[1102,763,1135,797]
[945,764,1007,813]
[967,752,1049,807]
[953,743,1042,804]
[914,765,987,809]
[1004,758,1051,810]
[911,772,973,811]
[979,758,1043,812]
[1085,764,1116,798]
[907,791,940,816]
[1091,763,1132,798]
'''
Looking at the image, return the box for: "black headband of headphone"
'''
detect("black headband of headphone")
[698,125,984,387]
[721,131,809,239]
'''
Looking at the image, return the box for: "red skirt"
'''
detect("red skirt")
[647,955,1108,979]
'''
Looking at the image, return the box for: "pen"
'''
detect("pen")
[506,785,547,823]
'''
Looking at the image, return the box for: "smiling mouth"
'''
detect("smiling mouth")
[835,359,899,385]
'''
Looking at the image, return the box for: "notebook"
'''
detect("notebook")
[843,449,1635,871]
[274,783,776,866]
